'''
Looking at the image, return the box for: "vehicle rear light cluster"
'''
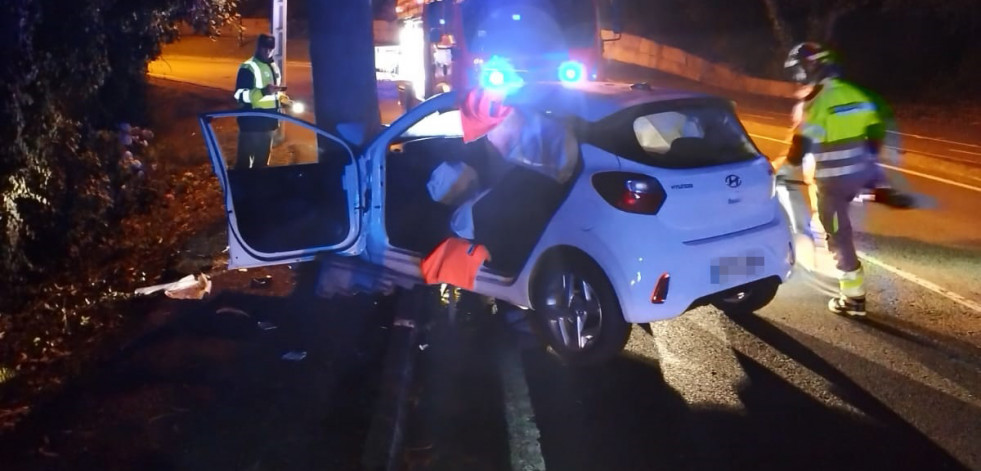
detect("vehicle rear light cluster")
[591,172,667,215]
[651,272,670,304]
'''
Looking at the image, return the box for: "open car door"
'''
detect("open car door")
[200,110,364,269]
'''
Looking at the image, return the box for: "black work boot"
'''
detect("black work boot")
[828,295,866,317]
[873,187,915,209]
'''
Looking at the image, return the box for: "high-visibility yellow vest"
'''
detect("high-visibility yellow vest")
[799,78,882,181]
[233,58,282,110]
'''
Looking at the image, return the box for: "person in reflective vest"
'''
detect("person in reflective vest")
[780,42,886,316]
[232,33,283,169]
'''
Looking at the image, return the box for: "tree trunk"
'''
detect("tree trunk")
[761,0,793,50]
[308,0,381,144]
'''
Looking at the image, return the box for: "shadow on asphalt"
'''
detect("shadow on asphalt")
[0,285,395,471]
[403,298,511,471]
[519,315,970,471]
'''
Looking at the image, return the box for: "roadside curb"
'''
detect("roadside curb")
[362,287,428,471]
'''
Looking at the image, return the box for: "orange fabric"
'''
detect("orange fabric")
[420,238,491,290]
[460,88,512,143]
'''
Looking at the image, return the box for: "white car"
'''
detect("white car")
[201,81,795,365]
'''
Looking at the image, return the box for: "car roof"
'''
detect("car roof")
[503,81,723,122]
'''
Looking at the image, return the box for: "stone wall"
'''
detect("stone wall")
[601,30,798,98]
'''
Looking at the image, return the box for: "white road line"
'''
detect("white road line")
[857,251,981,314]
[499,344,546,471]
[740,107,789,119]
[748,133,790,144]
[747,133,981,193]
[739,112,777,121]
[949,148,981,156]
[896,148,981,165]
[878,163,981,194]
[889,131,981,149]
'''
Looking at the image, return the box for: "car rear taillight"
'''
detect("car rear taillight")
[591,172,667,215]
[651,272,670,304]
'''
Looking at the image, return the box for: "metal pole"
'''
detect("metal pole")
[272,0,287,145]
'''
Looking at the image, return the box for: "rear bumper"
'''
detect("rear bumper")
[613,217,794,323]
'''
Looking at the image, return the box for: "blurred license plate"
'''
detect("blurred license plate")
[711,252,764,284]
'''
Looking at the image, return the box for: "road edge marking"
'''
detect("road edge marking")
[500,343,547,471]
[747,133,981,193]
[878,163,981,194]
[949,148,981,156]
[890,131,981,149]
[857,250,981,314]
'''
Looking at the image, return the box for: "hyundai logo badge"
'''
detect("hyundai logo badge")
[725,174,742,188]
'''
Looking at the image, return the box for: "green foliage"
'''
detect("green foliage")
[0,0,238,312]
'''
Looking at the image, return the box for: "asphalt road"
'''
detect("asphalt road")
[152,35,981,470]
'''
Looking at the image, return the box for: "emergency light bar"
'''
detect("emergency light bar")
[558,60,586,83]
[478,56,524,91]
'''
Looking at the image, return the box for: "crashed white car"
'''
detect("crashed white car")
[201,81,794,365]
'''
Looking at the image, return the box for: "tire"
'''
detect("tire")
[711,278,780,316]
[531,254,630,366]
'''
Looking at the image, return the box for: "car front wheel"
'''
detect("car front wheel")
[532,256,630,366]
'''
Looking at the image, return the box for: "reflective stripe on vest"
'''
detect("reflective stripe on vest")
[812,143,868,179]
[270,61,282,85]
[244,59,265,88]
[233,58,281,109]
[233,88,251,104]
[803,79,881,181]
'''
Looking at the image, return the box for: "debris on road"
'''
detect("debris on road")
[250,275,273,289]
[216,307,250,318]
[281,350,308,361]
[394,318,416,329]
[257,321,278,331]
[134,273,212,299]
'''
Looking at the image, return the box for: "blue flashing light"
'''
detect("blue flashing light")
[439,18,446,25]
[558,61,586,83]
[512,13,521,21]
[487,70,505,87]
[479,56,524,92]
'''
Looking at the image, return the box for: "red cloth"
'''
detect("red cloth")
[460,88,512,143]
[420,238,491,290]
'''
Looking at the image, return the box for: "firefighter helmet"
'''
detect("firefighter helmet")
[785,42,840,85]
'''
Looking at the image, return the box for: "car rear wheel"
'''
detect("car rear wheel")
[532,255,630,366]
[711,278,780,316]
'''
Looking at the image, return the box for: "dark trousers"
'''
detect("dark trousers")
[236,131,273,170]
[816,167,875,273]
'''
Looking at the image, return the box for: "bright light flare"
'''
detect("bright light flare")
[558,61,586,83]
[291,101,305,114]
[479,56,523,91]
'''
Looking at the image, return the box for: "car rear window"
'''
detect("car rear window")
[586,100,761,169]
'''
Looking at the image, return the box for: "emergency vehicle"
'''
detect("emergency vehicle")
[387,0,623,102]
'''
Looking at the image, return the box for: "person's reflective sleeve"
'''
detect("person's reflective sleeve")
[233,67,255,105]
